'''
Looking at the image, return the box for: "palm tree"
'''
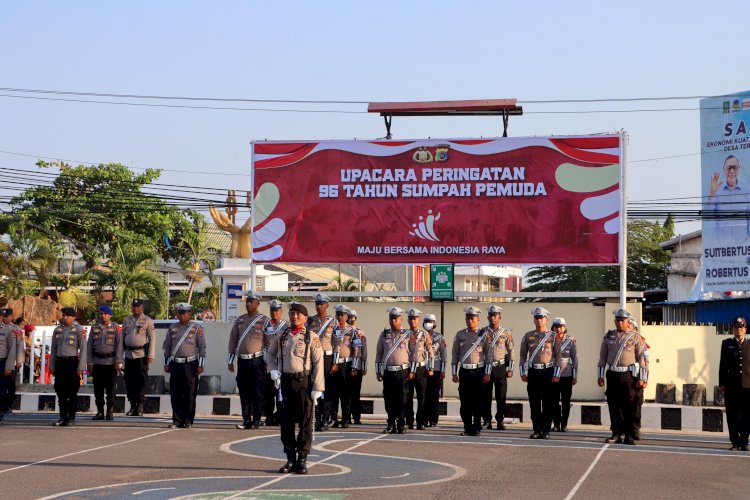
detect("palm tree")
[0,230,49,301]
[202,274,221,321]
[178,217,221,306]
[327,277,360,302]
[94,244,167,320]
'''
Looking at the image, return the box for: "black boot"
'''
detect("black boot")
[92,412,105,420]
[106,408,114,421]
[135,403,144,416]
[294,454,308,474]
[279,452,296,473]
[126,403,135,416]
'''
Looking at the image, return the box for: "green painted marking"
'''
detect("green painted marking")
[554,163,619,193]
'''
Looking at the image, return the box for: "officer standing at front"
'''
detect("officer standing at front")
[551,317,577,432]
[86,305,123,420]
[520,307,560,439]
[375,307,410,434]
[719,316,750,451]
[482,305,514,430]
[263,300,288,426]
[424,314,446,428]
[164,303,206,429]
[347,310,367,424]
[306,294,336,431]
[452,306,489,436]
[0,308,18,425]
[228,292,268,429]
[267,302,324,475]
[122,298,156,417]
[405,308,432,430]
[50,307,87,426]
[597,308,648,445]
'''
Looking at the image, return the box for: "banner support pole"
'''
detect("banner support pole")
[619,131,628,310]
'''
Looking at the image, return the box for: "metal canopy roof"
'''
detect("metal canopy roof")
[367,98,524,138]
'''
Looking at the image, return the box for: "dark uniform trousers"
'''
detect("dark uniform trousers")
[606,370,638,437]
[124,357,149,407]
[329,362,347,424]
[553,376,573,429]
[634,386,644,432]
[383,369,409,427]
[263,376,279,424]
[725,387,750,448]
[337,362,358,425]
[54,356,81,421]
[425,371,443,424]
[459,367,483,433]
[527,367,555,434]
[169,359,199,425]
[349,370,364,422]
[92,363,117,413]
[316,353,334,425]
[482,365,508,425]
[7,369,17,411]
[0,358,12,415]
[280,374,314,456]
[237,357,266,423]
[406,366,428,426]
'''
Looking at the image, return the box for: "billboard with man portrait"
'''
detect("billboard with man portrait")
[701,93,750,291]
[250,136,622,265]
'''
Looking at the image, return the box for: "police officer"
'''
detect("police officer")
[263,299,288,426]
[122,298,156,417]
[306,293,336,431]
[0,310,22,414]
[267,302,324,475]
[405,308,432,430]
[347,310,367,424]
[228,292,268,429]
[51,307,87,426]
[86,305,123,420]
[164,303,206,429]
[629,317,648,440]
[482,305,514,430]
[520,306,560,439]
[0,308,18,425]
[452,306,488,436]
[551,317,577,432]
[424,313,445,428]
[332,305,359,428]
[598,308,648,445]
[375,306,410,434]
[719,316,750,451]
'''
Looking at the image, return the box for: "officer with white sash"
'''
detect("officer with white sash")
[452,306,489,437]
[164,303,206,428]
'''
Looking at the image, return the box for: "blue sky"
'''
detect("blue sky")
[1,1,748,234]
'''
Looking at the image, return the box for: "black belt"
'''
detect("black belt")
[125,345,145,351]
[282,371,310,381]
[56,356,78,360]
[94,352,116,359]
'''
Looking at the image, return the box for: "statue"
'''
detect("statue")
[209,190,252,258]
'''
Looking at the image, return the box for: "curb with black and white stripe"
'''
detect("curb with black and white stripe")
[11,392,729,433]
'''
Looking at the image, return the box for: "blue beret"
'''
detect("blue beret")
[98,305,114,315]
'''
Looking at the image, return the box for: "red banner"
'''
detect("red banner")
[251,136,621,264]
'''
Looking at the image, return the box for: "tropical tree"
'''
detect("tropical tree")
[4,161,194,267]
[0,229,50,301]
[178,216,220,305]
[94,244,167,320]
[327,277,360,302]
[203,274,221,321]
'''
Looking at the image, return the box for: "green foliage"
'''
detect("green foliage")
[6,161,193,266]
[178,215,221,305]
[0,229,52,301]
[94,244,167,320]
[524,218,675,295]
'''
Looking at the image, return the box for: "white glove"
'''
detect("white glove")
[270,370,281,381]
[311,390,323,401]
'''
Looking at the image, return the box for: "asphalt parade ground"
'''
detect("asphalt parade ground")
[0,413,747,500]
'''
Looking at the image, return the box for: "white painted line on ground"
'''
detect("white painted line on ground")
[0,429,174,475]
[382,472,410,479]
[224,433,389,499]
[564,444,609,500]
[132,487,176,495]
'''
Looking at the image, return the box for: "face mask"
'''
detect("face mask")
[424,322,434,331]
